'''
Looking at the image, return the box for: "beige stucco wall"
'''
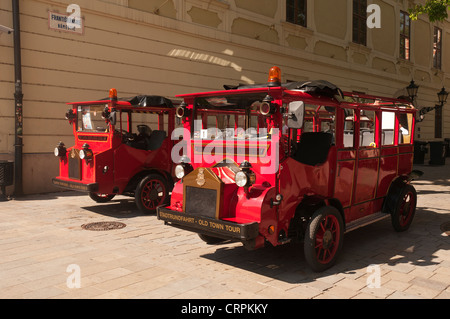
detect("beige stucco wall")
[0,0,449,194]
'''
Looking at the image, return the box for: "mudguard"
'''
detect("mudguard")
[382,170,423,215]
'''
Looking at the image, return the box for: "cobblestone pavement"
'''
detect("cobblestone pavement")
[0,163,449,300]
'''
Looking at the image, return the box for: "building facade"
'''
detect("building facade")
[0,0,449,194]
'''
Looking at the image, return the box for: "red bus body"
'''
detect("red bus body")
[157,68,420,271]
[53,91,178,214]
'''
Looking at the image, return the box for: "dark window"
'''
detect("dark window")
[400,11,410,60]
[433,27,442,69]
[286,0,307,27]
[353,0,367,45]
[435,105,442,138]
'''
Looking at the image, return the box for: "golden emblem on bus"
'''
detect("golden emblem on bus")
[196,168,206,186]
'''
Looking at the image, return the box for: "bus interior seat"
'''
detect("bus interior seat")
[147,130,167,150]
[294,132,333,166]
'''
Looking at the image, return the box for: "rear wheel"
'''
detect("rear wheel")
[304,206,344,272]
[89,192,115,203]
[198,233,226,245]
[135,174,171,214]
[391,184,417,232]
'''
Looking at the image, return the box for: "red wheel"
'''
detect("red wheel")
[135,174,171,214]
[304,206,344,272]
[391,184,417,232]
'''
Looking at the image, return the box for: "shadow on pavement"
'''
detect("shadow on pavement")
[80,198,143,219]
[200,208,449,284]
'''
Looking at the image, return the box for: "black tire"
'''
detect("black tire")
[304,206,344,272]
[89,192,116,203]
[198,233,226,245]
[391,184,417,232]
[135,174,171,214]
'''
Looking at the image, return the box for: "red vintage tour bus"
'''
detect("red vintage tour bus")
[157,66,420,271]
[53,89,178,214]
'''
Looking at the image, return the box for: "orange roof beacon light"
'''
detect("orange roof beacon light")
[267,66,281,87]
[109,88,118,101]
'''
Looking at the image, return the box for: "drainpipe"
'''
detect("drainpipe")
[12,0,23,196]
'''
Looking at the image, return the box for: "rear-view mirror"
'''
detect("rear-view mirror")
[287,101,304,129]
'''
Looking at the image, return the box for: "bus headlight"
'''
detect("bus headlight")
[260,95,276,116]
[79,143,93,161]
[175,156,193,179]
[176,102,189,119]
[235,171,248,187]
[54,142,67,157]
[234,161,256,189]
[175,164,186,179]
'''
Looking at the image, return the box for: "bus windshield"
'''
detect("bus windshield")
[193,93,272,140]
[77,105,109,133]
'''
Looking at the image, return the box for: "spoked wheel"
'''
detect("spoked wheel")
[304,206,344,272]
[391,184,417,232]
[135,174,171,214]
[89,192,116,203]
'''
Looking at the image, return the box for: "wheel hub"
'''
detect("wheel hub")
[148,188,159,201]
[322,230,333,249]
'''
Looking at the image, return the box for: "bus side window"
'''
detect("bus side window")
[398,113,413,144]
[381,111,395,145]
[360,110,376,147]
[343,109,354,148]
[318,106,335,143]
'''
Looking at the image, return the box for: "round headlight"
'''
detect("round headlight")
[79,149,86,159]
[54,142,66,157]
[175,164,185,179]
[235,171,248,187]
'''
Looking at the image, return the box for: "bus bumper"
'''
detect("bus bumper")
[157,206,260,243]
[52,178,99,193]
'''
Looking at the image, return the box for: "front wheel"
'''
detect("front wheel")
[89,192,116,203]
[135,174,171,214]
[198,233,226,245]
[304,206,344,272]
[391,184,417,232]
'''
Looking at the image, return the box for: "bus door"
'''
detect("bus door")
[334,108,380,222]
[334,108,356,220]
[353,109,380,217]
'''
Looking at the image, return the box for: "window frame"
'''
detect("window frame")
[399,11,411,60]
[433,27,442,70]
[286,0,307,28]
[352,0,367,46]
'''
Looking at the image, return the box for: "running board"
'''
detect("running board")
[345,212,390,233]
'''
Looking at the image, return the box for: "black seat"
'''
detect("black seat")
[130,125,152,150]
[147,130,167,150]
[294,132,332,166]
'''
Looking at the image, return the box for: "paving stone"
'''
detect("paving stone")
[0,162,449,299]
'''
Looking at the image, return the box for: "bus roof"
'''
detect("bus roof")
[176,81,415,111]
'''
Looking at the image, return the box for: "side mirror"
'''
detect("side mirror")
[65,108,77,125]
[102,106,116,126]
[287,101,304,129]
[109,110,117,126]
